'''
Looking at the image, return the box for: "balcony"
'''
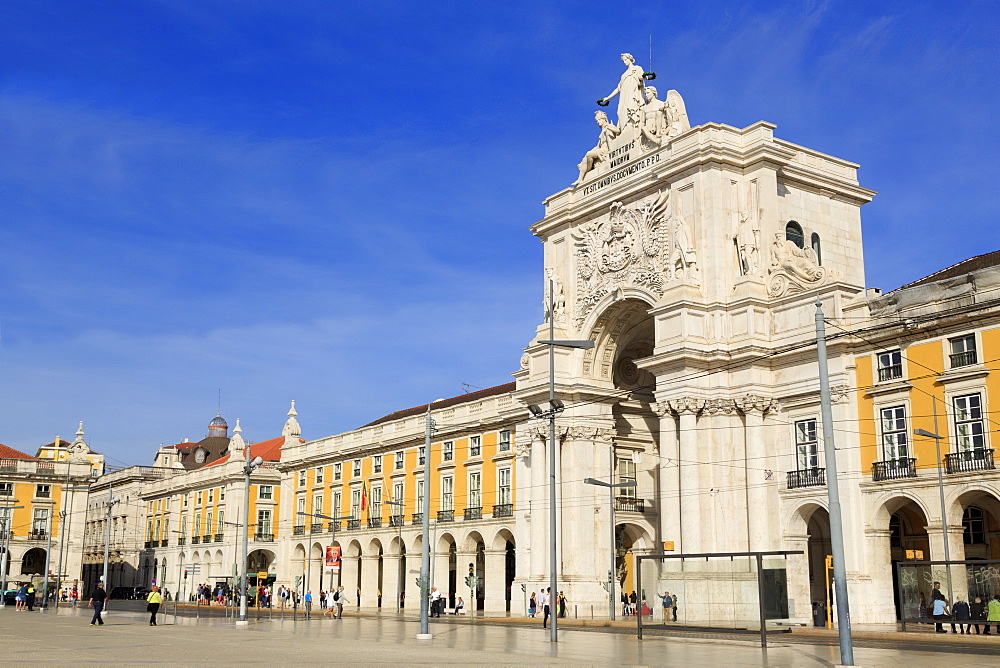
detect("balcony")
[254,532,275,542]
[463,507,482,521]
[160,540,169,547]
[614,497,645,513]
[311,523,324,533]
[878,364,903,382]
[437,509,455,523]
[328,521,341,532]
[26,529,47,541]
[214,534,223,542]
[950,350,978,368]
[0,530,10,540]
[144,540,152,548]
[293,525,305,535]
[177,537,186,546]
[201,535,212,544]
[787,468,826,489]
[191,536,201,544]
[411,513,423,526]
[945,449,995,474]
[347,519,361,530]
[389,515,405,528]
[367,517,382,529]
[492,504,513,518]
[872,458,917,482]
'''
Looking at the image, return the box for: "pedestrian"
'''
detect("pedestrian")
[558,591,567,618]
[453,596,465,614]
[953,595,971,634]
[931,589,951,633]
[430,587,442,617]
[319,590,326,609]
[987,593,1000,635]
[304,590,313,619]
[146,586,163,626]
[334,586,348,618]
[15,583,27,611]
[917,591,928,624]
[621,592,629,616]
[528,592,536,617]
[26,583,36,611]
[660,592,673,622]
[541,587,551,629]
[672,592,679,622]
[971,596,986,634]
[89,583,107,626]
[71,587,79,607]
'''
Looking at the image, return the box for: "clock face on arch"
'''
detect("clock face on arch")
[195,448,207,464]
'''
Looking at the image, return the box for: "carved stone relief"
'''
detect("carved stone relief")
[767,233,841,298]
[736,394,781,415]
[733,180,762,277]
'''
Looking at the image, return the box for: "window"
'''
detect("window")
[418,446,426,466]
[183,494,189,508]
[219,486,225,501]
[785,221,804,248]
[795,419,819,469]
[155,519,161,540]
[334,463,342,481]
[196,491,203,505]
[351,489,361,518]
[469,472,481,508]
[373,456,382,474]
[332,492,342,516]
[371,487,382,517]
[1,506,13,535]
[258,485,273,500]
[205,511,212,535]
[953,393,985,452]
[443,441,454,462]
[298,471,306,486]
[256,509,272,535]
[395,451,404,470]
[147,520,153,541]
[880,406,909,460]
[353,459,362,477]
[392,482,404,507]
[877,350,902,382]
[208,489,214,503]
[315,467,324,484]
[810,232,822,265]
[950,334,977,368]
[441,476,453,510]
[194,515,201,536]
[416,480,424,514]
[963,506,987,545]
[498,430,512,452]
[0,483,11,497]
[313,494,323,515]
[216,512,223,535]
[179,514,187,537]
[32,508,49,535]
[470,436,481,457]
[618,458,636,498]
[498,468,512,505]
[297,496,306,517]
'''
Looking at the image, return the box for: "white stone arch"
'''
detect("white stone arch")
[435,531,457,554]
[945,481,1000,527]
[490,527,516,552]
[867,490,933,531]
[310,540,324,562]
[616,518,656,552]
[460,529,486,554]
[782,499,829,537]
[388,535,405,556]
[214,549,224,571]
[580,296,657,388]
[366,537,384,555]
[344,539,363,559]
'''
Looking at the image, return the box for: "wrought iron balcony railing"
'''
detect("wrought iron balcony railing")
[492,504,513,518]
[328,521,341,532]
[367,517,382,529]
[411,513,423,525]
[878,364,903,382]
[437,509,455,523]
[950,350,978,368]
[614,497,645,512]
[945,449,995,474]
[787,468,826,489]
[872,458,917,481]
[463,507,482,521]
[214,534,223,542]
[177,537,186,546]
[191,536,201,544]
[389,515,405,528]
[293,525,305,536]
[347,519,361,530]
[254,532,274,542]
[310,523,324,533]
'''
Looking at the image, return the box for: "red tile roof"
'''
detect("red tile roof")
[893,249,1000,292]
[201,436,300,468]
[361,382,517,428]
[0,444,36,460]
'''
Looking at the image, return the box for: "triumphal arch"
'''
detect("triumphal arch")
[513,51,876,621]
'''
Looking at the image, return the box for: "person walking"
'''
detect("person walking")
[334,586,348,619]
[953,595,971,634]
[430,587,442,618]
[528,592,536,618]
[541,587,551,630]
[971,596,986,634]
[15,583,27,611]
[660,592,673,622]
[89,583,107,626]
[986,593,1000,635]
[26,583,36,611]
[304,590,313,619]
[71,587,78,607]
[558,591,567,618]
[672,592,679,622]
[146,586,163,626]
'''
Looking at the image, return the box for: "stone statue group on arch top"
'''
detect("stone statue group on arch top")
[574,52,690,186]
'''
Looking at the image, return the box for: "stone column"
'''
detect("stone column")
[359,554,380,608]
[455,550,477,612]
[784,533,812,621]
[670,398,705,554]
[927,525,968,602]
[341,554,360,606]
[431,549,451,595]
[738,395,778,552]
[862,529,897,623]
[381,553,401,612]
[483,548,508,613]
[527,430,547,580]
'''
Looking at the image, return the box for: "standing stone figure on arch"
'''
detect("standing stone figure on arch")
[600,52,646,132]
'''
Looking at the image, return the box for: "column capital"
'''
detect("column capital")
[667,397,706,415]
[736,393,780,415]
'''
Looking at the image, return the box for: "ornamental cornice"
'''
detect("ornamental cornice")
[667,396,706,415]
[736,394,781,415]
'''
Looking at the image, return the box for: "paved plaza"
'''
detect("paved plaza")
[1,605,997,666]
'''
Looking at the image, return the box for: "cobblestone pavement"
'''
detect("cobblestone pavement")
[0,605,996,666]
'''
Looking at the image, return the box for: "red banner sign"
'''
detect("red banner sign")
[325,545,341,571]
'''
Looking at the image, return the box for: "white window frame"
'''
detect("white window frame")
[443,441,454,462]
[469,472,482,509]
[416,480,424,514]
[394,451,404,470]
[392,482,404,510]
[498,468,512,505]
[418,446,426,466]
[949,334,978,368]
[257,509,272,536]
[353,459,362,477]
[795,419,820,470]
[35,484,51,499]
[880,405,909,461]
[334,462,342,480]
[315,467,324,484]
[313,493,323,515]
[258,485,273,500]
[617,458,636,498]
[498,430,512,452]
[374,456,383,474]
[470,436,481,457]
[441,476,453,510]
[877,349,902,382]
[953,393,986,453]
[351,489,361,518]
[371,487,382,517]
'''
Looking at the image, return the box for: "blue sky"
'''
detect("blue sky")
[1,1,997,466]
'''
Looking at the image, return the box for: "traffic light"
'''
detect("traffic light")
[468,562,474,576]
[184,570,188,580]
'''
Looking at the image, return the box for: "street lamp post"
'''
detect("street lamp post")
[385,500,404,613]
[914,426,954,606]
[528,277,595,642]
[0,504,25,605]
[418,399,444,640]
[297,512,354,606]
[584,465,636,621]
[237,454,264,625]
[54,484,89,610]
